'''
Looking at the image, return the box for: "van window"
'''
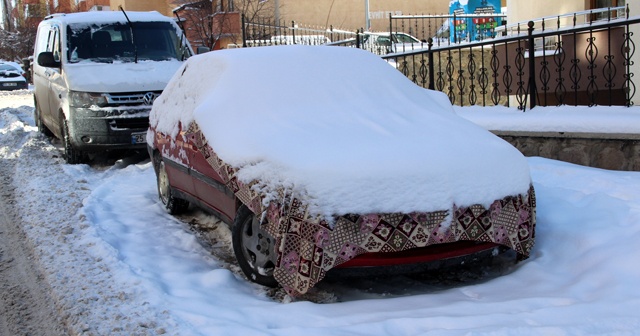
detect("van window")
[41,26,61,61]
[66,21,185,63]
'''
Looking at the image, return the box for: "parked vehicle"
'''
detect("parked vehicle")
[32,11,193,164]
[362,32,427,54]
[147,45,536,297]
[0,61,29,91]
[0,62,28,91]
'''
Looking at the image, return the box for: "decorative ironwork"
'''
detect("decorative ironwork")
[554,40,567,105]
[490,48,501,105]
[603,27,617,106]
[585,33,599,106]
[419,57,428,88]
[446,50,455,104]
[479,47,489,107]
[515,40,527,110]
[468,47,478,106]
[503,44,513,108]
[622,28,636,106]
[457,51,466,105]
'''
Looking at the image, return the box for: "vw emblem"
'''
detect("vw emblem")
[143,92,157,106]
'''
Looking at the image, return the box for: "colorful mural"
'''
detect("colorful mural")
[450,0,503,42]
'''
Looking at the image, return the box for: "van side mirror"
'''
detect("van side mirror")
[196,46,210,54]
[37,52,61,68]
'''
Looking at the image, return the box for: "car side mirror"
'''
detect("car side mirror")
[196,46,210,54]
[37,52,61,68]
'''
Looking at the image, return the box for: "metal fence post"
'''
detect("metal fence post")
[241,14,247,48]
[428,38,435,90]
[453,13,457,44]
[527,20,537,109]
[292,21,296,44]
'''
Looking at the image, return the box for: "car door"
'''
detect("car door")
[185,134,236,224]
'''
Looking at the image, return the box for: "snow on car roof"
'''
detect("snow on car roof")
[151,45,532,218]
[47,10,174,24]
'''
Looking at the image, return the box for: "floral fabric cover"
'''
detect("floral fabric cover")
[186,123,536,297]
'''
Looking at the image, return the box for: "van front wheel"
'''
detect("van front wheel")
[34,102,52,136]
[61,118,85,164]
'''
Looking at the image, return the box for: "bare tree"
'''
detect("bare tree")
[172,0,279,49]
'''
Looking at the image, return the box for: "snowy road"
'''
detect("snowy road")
[1,90,640,335]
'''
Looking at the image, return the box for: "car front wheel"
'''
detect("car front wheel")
[61,118,85,164]
[34,101,52,136]
[232,205,279,288]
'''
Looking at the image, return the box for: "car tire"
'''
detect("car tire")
[156,158,189,214]
[232,205,279,288]
[61,118,85,164]
[33,101,53,136]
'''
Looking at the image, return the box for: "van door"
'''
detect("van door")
[34,24,64,137]
[46,26,65,135]
[33,24,53,131]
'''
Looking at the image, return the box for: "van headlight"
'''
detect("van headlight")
[69,91,108,108]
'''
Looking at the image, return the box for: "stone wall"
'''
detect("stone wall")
[493,131,640,171]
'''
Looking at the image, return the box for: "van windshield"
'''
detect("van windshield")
[67,21,185,63]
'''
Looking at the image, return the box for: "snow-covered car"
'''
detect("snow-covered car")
[0,63,28,91]
[147,45,536,297]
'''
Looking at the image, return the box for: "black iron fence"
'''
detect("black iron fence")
[383,8,638,109]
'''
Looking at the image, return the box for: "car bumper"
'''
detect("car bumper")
[68,106,150,151]
[0,81,28,90]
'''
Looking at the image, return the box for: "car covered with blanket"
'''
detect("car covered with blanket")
[147,45,536,297]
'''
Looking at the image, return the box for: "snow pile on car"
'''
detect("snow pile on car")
[150,45,531,219]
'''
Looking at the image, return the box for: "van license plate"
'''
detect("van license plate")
[131,132,146,144]
[3,83,17,87]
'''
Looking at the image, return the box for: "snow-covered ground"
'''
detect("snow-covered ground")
[2,89,640,335]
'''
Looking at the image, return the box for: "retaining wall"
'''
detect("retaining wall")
[493,131,640,171]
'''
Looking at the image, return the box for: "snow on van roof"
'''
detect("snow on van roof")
[151,45,532,217]
[46,11,174,24]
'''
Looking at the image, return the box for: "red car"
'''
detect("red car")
[147,45,536,297]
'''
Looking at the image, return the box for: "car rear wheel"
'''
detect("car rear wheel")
[232,205,278,288]
[61,118,85,164]
[156,159,189,214]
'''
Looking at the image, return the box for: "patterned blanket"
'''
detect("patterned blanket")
[186,123,536,297]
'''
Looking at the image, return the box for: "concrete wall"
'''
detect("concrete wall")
[506,0,587,25]
[277,0,449,32]
[495,131,640,171]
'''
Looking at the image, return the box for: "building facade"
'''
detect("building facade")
[110,0,174,16]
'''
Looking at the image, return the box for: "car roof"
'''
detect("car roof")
[43,11,174,25]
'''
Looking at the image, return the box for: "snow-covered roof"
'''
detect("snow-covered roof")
[45,10,174,24]
[151,45,532,217]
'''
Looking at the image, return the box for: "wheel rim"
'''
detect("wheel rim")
[240,215,276,276]
[158,161,171,205]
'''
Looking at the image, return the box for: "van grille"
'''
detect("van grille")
[105,91,162,106]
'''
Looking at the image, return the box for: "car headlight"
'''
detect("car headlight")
[69,91,108,108]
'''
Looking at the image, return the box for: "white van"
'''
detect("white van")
[33,11,193,163]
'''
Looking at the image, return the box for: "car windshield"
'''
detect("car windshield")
[67,21,184,63]
[395,33,420,43]
[0,64,21,77]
